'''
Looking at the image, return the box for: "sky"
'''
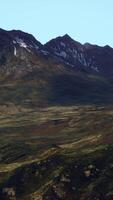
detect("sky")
[0,0,113,46]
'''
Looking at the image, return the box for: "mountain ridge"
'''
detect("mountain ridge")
[0,28,113,107]
[1,28,113,77]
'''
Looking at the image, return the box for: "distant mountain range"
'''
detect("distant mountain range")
[0,28,113,106]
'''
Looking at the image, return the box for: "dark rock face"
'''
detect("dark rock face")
[1,28,113,77]
[44,34,113,77]
[0,29,43,68]
[0,28,43,52]
[0,29,113,106]
[44,34,83,67]
[0,28,113,106]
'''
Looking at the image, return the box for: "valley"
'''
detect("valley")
[0,105,113,199]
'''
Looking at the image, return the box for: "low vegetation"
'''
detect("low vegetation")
[0,105,113,199]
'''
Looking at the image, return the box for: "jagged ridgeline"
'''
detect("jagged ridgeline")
[0,29,113,200]
[0,28,113,106]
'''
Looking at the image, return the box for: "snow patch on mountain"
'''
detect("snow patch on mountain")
[55,51,67,58]
[91,65,99,72]
[60,42,66,47]
[15,38,27,48]
[14,46,17,56]
[13,38,31,53]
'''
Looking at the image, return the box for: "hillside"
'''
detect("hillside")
[0,29,113,108]
[0,29,113,199]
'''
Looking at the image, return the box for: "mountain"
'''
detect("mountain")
[0,28,113,107]
[1,28,113,78]
[0,29,44,76]
[1,29,113,200]
[44,34,113,77]
[0,28,42,64]
[0,29,113,107]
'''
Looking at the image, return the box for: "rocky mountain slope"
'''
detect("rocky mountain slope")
[0,29,113,107]
[44,34,113,77]
[1,29,113,200]
[1,28,113,78]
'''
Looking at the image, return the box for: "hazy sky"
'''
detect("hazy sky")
[1,0,113,46]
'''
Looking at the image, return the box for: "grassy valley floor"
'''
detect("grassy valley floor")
[0,105,113,199]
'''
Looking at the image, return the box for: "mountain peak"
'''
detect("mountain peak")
[61,34,81,45]
[0,28,113,78]
[62,34,72,39]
